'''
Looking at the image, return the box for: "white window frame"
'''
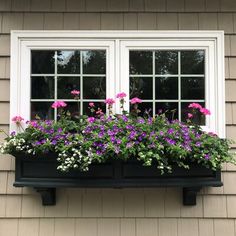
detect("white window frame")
[11,31,225,137]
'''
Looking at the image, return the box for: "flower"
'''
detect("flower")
[87,117,95,123]
[12,116,24,123]
[187,113,193,119]
[89,102,95,107]
[51,101,67,109]
[130,97,142,104]
[71,90,80,96]
[116,92,127,99]
[104,98,115,105]
[200,108,211,116]
[188,103,202,109]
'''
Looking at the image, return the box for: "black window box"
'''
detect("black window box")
[13,154,222,206]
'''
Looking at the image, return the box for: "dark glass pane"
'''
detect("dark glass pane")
[83,102,106,116]
[181,102,205,125]
[31,102,54,120]
[181,77,205,99]
[63,102,80,118]
[130,102,153,117]
[155,102,178,120]
[57,77,80,99]
[155,51,178,75]
[130,77,153,100]
[129,51,152,75]
[57,50,80,74]
[181,50,205,74]
[31,77,54,99]
[83,77,106,99]
[155,77,178,99]
[31,51,55,74]
[82,50,106,74]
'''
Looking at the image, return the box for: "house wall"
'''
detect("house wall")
[0,0,236,235]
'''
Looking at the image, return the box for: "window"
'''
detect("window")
[11,31,225,137]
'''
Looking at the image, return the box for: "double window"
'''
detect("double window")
[11,31,225,136]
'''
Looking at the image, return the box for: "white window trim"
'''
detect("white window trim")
[11,30,225,137]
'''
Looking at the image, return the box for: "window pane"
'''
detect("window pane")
[57,77,80,99]
[31,51,55,74]
[181,77,205,99]
[31,77,54,99]
[130,51,152,75]
[130,102,153,117]
[155,102,178,120]
[155,51,178,75]
[83,77,106,99]
[57,50,80,74]
[31,102,54,120]
[83,102,106,116]
[181,102,205,125]
[181,50,205,74]
[82,50,106,74]
[155,77,178,99]
[63,102,80,117]
[130,77,153,100]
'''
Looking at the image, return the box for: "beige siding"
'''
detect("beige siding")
[1,0,236,235]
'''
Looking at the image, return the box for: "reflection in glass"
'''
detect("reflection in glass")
[181,102,205,125]
[130,51,152,75]
[31,51,55,74]
[181,77,205,99]
[130,77,153,99]
[31,77,54,99]
[181,50,205,74]
[63,102,80,118]
[155,102,178,120]
[83,102,106,116]
[57,50,80,74]
[83,77,106,99]
[155,51,178,75]
[130,102,153,117]
[57,77,80,99]
[82,50,106,74]
[155,77,178,99]
[31,102,54,120]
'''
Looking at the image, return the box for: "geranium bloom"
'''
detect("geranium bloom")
[12,116,24,123]
[104,98,115,105]
[71,90,80,96]
[116,92,127,99]
[130,97,142,104]
[187,113,193,119]
[89,102,95,107]
[200,108,211,115]
[188,103,202,109]
[51,101,67,109]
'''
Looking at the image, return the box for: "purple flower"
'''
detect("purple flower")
[121,115,128,122]
[137,118,145,124]
[10,131,16,136]
[87,117,95,123]
[51,140,57,145]
[204,154,210,160]
[195,142,201,147]
[167,128,175,135]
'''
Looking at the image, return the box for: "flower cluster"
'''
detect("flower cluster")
[0,93,235,173]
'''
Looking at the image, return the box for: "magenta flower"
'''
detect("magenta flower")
[87,117,95,123]
[116,92,127,99]
[200,107,211,116]
[104,98,115,105]
[71,90,80,96]
[89,102,95,107]
[51,101,67,109]
[12,116,24,123]
[187,113,193,119]
[188,103,202,109]
[130,97,142,104]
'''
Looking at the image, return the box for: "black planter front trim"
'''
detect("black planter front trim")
[14,154,222,206]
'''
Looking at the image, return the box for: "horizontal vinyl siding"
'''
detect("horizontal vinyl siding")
[1,0,236,235]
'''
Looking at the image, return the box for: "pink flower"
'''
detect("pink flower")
[104,98,115,105]
[51,101,67,109]
[130,97,142,104]
[188,103,202,109]
[187,113,193,119]
[71,90,80,96]
[200,107,211,116]
[116,92,127,99]
[12,116,24,123]
[96,108,104,116]
[87,117,95,123]
[89,102,95,107]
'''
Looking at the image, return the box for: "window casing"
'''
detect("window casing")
[10,31,225,137]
